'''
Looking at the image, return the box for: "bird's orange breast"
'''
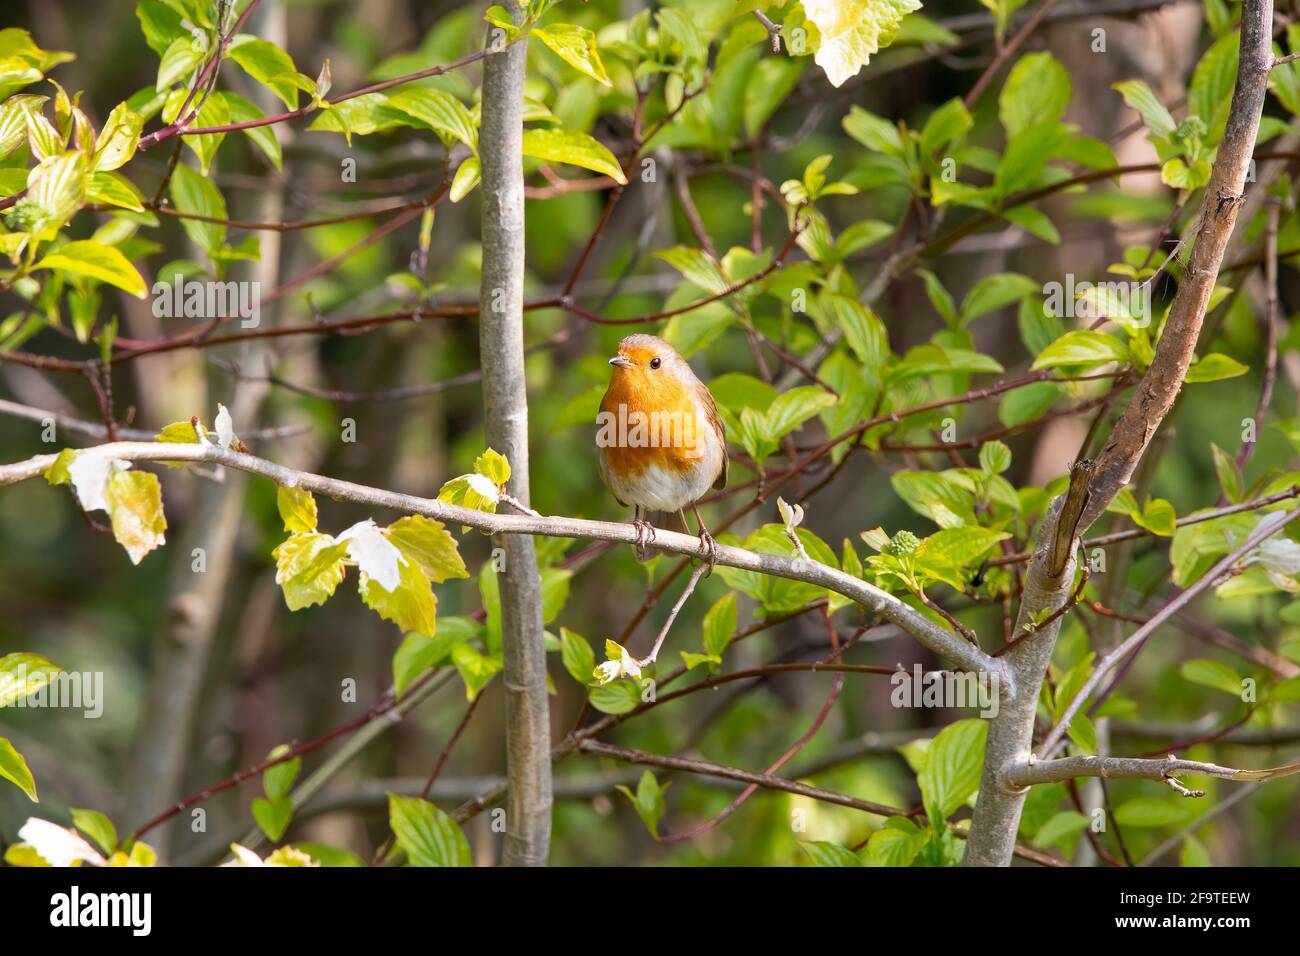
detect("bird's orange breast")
[598,374,707,477]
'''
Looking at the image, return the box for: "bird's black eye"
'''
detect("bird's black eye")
[649,357,661,369]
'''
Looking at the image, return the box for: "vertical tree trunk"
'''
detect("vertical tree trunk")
[477,16,553,866]
[963,0,1273,866]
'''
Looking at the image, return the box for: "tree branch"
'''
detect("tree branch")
[1036,505,1300,761]
[0,440,998,675]
[962,0,1276,868]
[477,7,552,868]
[1007,753,1300,788]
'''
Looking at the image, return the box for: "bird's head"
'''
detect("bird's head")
[607,334,694,404]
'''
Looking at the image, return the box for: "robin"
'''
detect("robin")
[596,333,727,569]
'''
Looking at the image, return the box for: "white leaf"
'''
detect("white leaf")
[222,843,266,867]
[1248,537,1300,576]
[338,518,404,593]
[214,403,234,449]
[67,454,130,513]
[466,473,501,504]
[593,660,621,685]
[802,0,921,88]
[618,645,642,682]
[17,818,106,867]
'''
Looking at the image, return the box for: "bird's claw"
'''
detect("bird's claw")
[633,517,656,561]
[699,529,718,576]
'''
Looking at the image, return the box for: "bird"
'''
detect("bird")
[596,333,727,569]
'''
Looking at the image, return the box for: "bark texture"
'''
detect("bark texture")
[477,19,553,866]
[962,0,1274,866]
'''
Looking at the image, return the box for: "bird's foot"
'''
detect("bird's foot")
[633,517,657,561]
[698,528,718,576]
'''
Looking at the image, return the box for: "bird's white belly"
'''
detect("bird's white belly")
[599,453,718,514]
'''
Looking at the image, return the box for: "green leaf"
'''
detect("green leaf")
[1170,512,1257,587]
[920,97,973,153]
[388,793,471,866]
[533,23,611,86]
[522,127,627,184]
[162,86,229,175]
[450,643,502,700]
[825,293,888,369]
[136,1,186,56]
[680,651,722,670]
[560,627,596,686]
[914,527,1009,589]
[1113,79,1176,137]
[360,558,437,635]
[999,382,1060,427]
[1114,797,1190,828]
[918,718,988,823]
[276,486,317,533]
[87,171,146,211]
[44,448,76,486]
[1210,443,1243,503]
[867,816,930,867]
[1181,658,1245,696]
[890,470,977,529]
[307,92,406,143]
[0,737,37,802]
[291,841,363,867]
[383,88,478,152]
[450,156,480,202]
[615,771,669,838]
[1132,497,1177,537]
[385,515,468,583]
[999,52,1071,137]
[227,36,301,111]
[1030,330,1129,370]
[169,162,226,256]
[92,103,142,172]
[0,652,60,707]
[588,680,642,714]
[156,35,204,91]
[252,796,293,842]
[702,592,737,658]
[1186,352,1249,383]
[393,629,459,698]
[916,269,958,326]
[1031,810,1088,849]
[221,92,282,170]
[474,447,511,485]
[655,245,729,296]
[263,748,302,801]
[979,441,1012,475]
[764,386,837,442]
[960,273,1038,325]
[272,532,349,610]
[1161,156,1212,190]
[105,470,167,564]
[35,240,147,299]
[799,841,863,866]
[843,106,903,155]
[71,808,118,854]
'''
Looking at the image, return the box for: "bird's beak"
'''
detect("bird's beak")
[608,355,633,369]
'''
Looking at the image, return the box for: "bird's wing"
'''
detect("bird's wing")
[698,381,728,490]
